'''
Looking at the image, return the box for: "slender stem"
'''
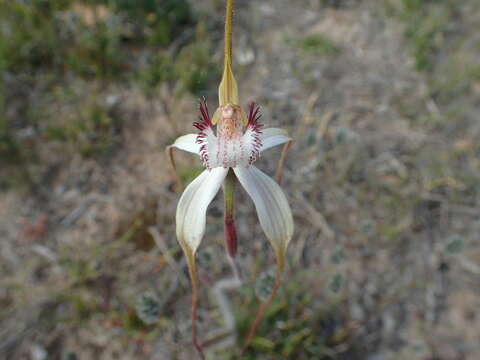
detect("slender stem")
[224,0,234,68]
[186,254,205,359]
[242,266,284,353]
[200,331,232,348]
[165,145,183,192]
[223,169,238,257]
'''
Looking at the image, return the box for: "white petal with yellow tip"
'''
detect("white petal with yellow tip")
[233,166,294,255]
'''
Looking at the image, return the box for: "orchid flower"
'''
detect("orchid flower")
[167,0,294,355]
[171,100,294,265]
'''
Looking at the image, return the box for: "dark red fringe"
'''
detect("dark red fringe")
[247,102,263,131]
[193,99,212,131]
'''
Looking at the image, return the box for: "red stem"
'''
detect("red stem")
[224,215,237,257]
[242,267,283,353]
[188,260,205,359]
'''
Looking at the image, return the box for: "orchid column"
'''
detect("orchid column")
[168,0,294,356]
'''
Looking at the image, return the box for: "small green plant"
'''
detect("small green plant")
[135,291,161,325]
[254,269,277,302]
[138,23,219,96]
[233,277,354,359]
[137,51,176,93]
[292,34,339,56]
[330,247,346,265]
[445,235,464,254]
[393,0,453,72]
[328,273,344,294]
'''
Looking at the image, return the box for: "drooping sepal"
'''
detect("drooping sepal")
[233,165,294,268]
[176,168,228,255]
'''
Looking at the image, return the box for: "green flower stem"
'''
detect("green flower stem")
[224,0,234,68]
[223,169,238,257]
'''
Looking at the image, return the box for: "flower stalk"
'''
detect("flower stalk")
[242,266,283,353]
[223,169,238,258]
[181,247,205,359]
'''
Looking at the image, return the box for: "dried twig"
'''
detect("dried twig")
[275,140,293,185]
[165,145,183,192]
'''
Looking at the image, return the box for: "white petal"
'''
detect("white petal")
[170,134,200,154]
[176,168,228,254]
[260,128,292,152]
[233,166,294,254]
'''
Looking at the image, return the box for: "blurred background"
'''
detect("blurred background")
[1,0,480,359]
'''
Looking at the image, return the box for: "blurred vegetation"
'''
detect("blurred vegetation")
[382,0,480,213]
[387,0,478,122]
[226,270,352,359]
[0,0,219,189]
[392,0,453,72]
[291,34,339,57]
[0,0,195,76]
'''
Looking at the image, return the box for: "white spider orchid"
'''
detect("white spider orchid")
[170,100,294,267]
[168,0,294,355]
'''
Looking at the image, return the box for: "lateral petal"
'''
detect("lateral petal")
[170,134,201,154]
[233,166,294,266]
[260,128,292,152]
[176,168,228,255]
